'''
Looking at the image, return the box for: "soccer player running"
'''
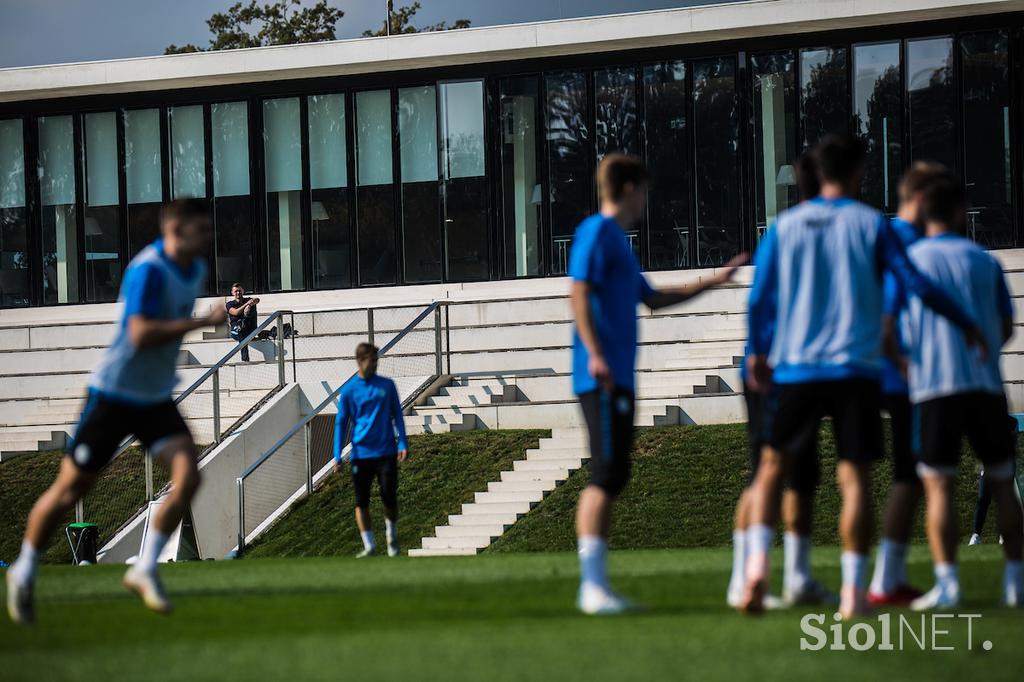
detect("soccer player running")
[742,135,985,619]
[572,153,747,615]
[886,174,1023,610]
[6,199,224,625]
[334,343,409,558]
[728,152,831,609]
[867,161,946,606]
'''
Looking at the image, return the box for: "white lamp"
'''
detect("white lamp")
[310,201,329,221]
[775,165,797,186]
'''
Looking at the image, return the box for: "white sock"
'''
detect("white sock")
[728,530,747,598]
[935,562,959,591]
[137,528,169,573]
[385,519,398,546]
[784,532,810,593]
[1003,560,1021,586]
[840,551,868,590]
[10,540,39,587]
[360,530,376,552]
[869,539,905,595]
[745,524,773,581]
[578,535,608,590]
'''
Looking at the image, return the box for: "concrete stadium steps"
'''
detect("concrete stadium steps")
[410,428,587,556]
[0,429,68,461]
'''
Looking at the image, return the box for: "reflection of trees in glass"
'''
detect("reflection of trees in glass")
[693,59,737,228]
[546,73,590,241]
[595,69,637,158]
[855,64,901,210]
[643,62,689,269]
[446,132,484,177]
[801,49,848,149]
[908,40,954,167]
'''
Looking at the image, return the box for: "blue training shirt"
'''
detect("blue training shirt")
[748,197,975,385]
[333,373,408,462]
[569,214,655,395]
[89,240,207,404]
[880,217,921,395]
[892,234,1012,404]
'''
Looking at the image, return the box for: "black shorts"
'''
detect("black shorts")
[579,388,635,497]
[745,384,819,493]
[913,392,1016,474]
[882,393,917,483]
[765,378,883,465]
[66,394,191,471]
[351,455,399,509]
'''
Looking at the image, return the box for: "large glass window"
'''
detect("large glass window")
[800,47,849,150]
[263,98,304,291]
[83,112,122,302]
[499,77,542,278]
[643,61,690,269]
[440,80,488,282]
[168,105,205,199]
[355,90,397,286]
[546,71,591,274]
[693,57,740,267]
[211,101,253,293]
[398,85,441,283]
[962,31,1012,248]
[751,52,797,234]
[908,37,956,169]
[124,108,163,257]
[595,67,638,159]
[38,115,79,305]
[0,119,29,307]
[854,43,903,212]
[308,93,351,289]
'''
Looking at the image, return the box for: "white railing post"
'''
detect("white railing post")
[276,315,285,387]
[144,454,154,501]
[237,477,246,553]
[212,369,222,444]
[434,306,442,375]
[304,423,312,495]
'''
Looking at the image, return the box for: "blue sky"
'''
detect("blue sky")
[0,1,738,68]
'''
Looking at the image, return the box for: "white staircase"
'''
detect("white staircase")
[410,427,587,556]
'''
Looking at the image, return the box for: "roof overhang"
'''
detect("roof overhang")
[1,0,1022,104]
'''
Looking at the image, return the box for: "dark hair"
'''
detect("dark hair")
[596,153,650,202]
[920,173,967,233]
[899,160,947,199]
[814,134,866,184]
[355,342,379,361]
[161,197,211,226]
[795,152,821,202]
[231,282,244,290]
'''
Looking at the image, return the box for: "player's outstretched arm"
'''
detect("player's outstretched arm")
[570,281,612,391]
[878,220,988,360]
[390,381,409,462]
[333,391,350,473]
[128,306,226,349]
[642,253,749,311]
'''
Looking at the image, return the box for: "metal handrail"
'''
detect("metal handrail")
[235,300,449,552]
[238,300,445,481]
[81,310,295,527]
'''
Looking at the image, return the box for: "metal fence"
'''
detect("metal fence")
[236,301,449,551]
[84,312,296,547]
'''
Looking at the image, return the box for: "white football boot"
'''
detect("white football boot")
[123,567,173,614]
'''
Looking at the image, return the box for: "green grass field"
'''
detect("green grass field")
[2,547,1022,681]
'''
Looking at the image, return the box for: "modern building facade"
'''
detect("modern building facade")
[0,0,1021,308]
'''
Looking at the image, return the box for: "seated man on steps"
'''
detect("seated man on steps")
[334,342,409,558]
[226,283,259,361]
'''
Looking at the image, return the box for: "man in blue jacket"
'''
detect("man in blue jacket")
[334,342,409,557]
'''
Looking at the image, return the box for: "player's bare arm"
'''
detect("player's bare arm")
[128,305,227,349]
[643,253,749,311]
[570,280,612,391]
